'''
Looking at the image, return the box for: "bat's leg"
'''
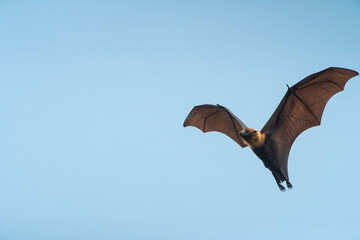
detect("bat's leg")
[276,167,293,190]
[278,171,293,189]
[271,172,286,192]
[279,172,292,189]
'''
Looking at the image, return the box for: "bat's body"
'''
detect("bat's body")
[239,128,292,191]
[183,67,358,191]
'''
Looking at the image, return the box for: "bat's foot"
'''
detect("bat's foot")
[278,184,286,192]
[286,181,293,189]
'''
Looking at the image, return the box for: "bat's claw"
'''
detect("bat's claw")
[278,184,286,192]
[286,182,293,189]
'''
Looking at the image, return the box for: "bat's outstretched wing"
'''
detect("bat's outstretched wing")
[184,104,248,148]
[262,67,358,179]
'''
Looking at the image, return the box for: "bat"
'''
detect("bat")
[183,67,358,191]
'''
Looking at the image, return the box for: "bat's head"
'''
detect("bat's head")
[239,128,265,149]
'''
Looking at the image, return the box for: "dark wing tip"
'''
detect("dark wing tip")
[183,106,196,128]
[327,67,359,77]
[183,104,217,131]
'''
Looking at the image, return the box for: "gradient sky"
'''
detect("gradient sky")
[1,1,360,239]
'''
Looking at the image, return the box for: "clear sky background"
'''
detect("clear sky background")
[1,1,360,239]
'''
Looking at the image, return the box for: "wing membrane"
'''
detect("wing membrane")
[184,104,248,148]
[263,67,358,144]
[262,67,358,178]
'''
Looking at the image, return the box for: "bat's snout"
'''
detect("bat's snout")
[239,128,256,138]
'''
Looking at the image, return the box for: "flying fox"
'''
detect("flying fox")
[183,67,358,191]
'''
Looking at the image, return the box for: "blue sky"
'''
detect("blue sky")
[1,1,360,239]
